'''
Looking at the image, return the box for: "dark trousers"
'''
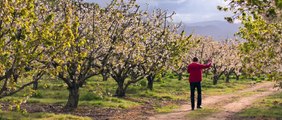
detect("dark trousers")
[190,82,202,109]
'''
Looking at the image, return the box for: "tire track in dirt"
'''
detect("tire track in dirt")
[205,84,279,120]
[148,82,278,120]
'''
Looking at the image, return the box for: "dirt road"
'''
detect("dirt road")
[149,82,279,120]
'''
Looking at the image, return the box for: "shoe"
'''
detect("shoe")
[191,108,194,111]
[197,106,202,109]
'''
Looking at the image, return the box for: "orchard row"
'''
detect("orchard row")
[1,0,281,110]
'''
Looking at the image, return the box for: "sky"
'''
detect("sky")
[84,0,232,23]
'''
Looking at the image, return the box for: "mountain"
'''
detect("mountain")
[183,20,241,41]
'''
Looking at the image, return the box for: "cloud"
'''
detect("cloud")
[139,0,187,4]
[84,0,232,23]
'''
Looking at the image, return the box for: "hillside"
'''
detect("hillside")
[183,21,241,40]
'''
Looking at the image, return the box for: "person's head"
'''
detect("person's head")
[192,57,198,62]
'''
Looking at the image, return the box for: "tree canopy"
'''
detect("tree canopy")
[220,0,282,87]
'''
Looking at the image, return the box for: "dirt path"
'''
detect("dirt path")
[148,82,279,120]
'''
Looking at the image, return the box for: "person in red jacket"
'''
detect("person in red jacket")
[187,57,212,110]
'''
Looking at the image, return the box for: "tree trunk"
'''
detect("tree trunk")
[65,86,80,111]
[147,75,155,90]
[225,74,230,83]
[33,81,38,90]
[102,73,108,81]
[115,81,126,97]
[161,72,166,78]
[212,65,218,85]
[213,75,219,85]
[235,75,239,80]
[101,68,109,81]
[225,71,232,83]
[251,77,255,81]
[204,70,209,77]
[178,73,183,81]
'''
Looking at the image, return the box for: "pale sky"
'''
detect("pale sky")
[84,0,231,23]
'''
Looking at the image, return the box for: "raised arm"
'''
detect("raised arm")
[200,60,212,69]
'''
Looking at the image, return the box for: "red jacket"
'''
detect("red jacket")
[187,62,211,83]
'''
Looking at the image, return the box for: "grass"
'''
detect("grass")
[236,91,282,119]
[79,98,139,109]
[185,108,220,120]
[201,78,255,95]
[155,104,179,113]
[0,111,91,120]
[0,73,266,119]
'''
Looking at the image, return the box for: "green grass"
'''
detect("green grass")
[0,73,265,119]
[185,108,220,120]
[236,91,282,119]
[0,111,91,120]
[27,98,67,104]
[1,74,259,107]
[155,104,179,113]
[79,98,139,109]
[201,78,254,95]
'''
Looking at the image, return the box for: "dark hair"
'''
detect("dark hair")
[192,57,198,62]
